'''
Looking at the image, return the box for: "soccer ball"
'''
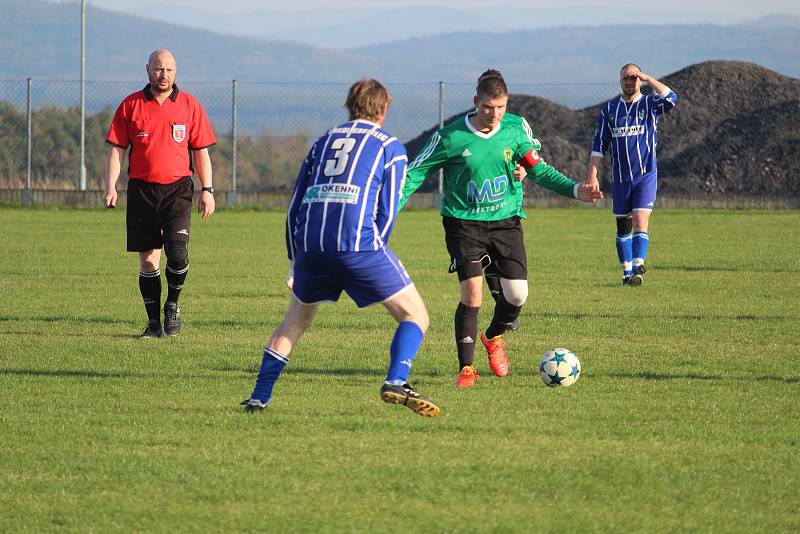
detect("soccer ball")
[539,348,581,387]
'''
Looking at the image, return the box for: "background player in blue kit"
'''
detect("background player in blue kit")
[586,63,678,286]
[241,79,440,417]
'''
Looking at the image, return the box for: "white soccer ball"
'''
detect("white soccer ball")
[539,348,581,387]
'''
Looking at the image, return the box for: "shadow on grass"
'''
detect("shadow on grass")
[3,313,789,331]
[0,329,139,339]
[656,264,799,274]
[525,311,788,322]
[0,368,145,379]
[0,315,263,337]
[606,371,799,384]
[213,364,444,379]
[0,315,133,325]
[0,315,275,330]
[0,368,216,380]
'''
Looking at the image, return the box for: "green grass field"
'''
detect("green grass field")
[1,207,798,533]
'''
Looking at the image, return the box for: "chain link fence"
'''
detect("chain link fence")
[0,79,619,201]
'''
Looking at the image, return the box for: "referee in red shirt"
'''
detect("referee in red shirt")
[104,49,216,338]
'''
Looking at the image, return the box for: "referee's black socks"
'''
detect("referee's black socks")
[139,269,162,322]
[166,263,188,304]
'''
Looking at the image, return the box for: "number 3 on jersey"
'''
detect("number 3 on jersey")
[324,137,357,177]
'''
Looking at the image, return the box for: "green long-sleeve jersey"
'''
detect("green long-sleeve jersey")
[399,112,578,220]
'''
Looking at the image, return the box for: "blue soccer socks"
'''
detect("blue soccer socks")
[250,348,289,404]
[385,321,424,386]
[633,232,649,267]
[615,232,634,276]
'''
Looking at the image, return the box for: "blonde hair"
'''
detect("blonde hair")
[345,79,392,121]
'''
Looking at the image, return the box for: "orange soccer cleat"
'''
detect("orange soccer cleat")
[456,365,480,388]
[480,332,509,377]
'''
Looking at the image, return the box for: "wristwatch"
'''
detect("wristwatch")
[201,186,215,194]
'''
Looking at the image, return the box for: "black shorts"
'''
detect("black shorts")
[442,216,528,281]
[126,177,193,252]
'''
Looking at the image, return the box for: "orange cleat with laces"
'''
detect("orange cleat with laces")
[456,365,480,388]
[480,332,509,377]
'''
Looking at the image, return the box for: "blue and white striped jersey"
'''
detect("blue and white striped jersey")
[285,119,408,259]
[591,88,678,182]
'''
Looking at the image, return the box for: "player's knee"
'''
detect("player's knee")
[414,308,430,333]
[460,288,483,308]
[397,297,429,333]
[616,216,633,236]
[394,290,429,332]
[140,259,159,272]
[499,279,528,306]
[165,241,189,271]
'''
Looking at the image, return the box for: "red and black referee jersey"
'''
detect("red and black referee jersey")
[106,84,216,185]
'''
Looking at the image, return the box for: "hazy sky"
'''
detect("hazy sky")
[81,0,800,20]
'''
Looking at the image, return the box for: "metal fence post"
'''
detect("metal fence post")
[23,78,33,205]
[435,80,445,207]
[79,0,87,191]
[228,78,238,205]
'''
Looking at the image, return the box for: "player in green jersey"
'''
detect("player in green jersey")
[399,69,602,388]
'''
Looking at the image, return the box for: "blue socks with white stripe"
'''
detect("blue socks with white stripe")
[616,232,633,277]
[250,348,288,404]
[385,321,424,386]
[633,232,649,269]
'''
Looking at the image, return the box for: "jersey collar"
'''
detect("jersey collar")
[143,84,180,102]
[350,118,381,129]
[619,93,643,106]
[465,111,501,139]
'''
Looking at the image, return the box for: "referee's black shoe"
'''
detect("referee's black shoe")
[140,320,163,338]
[163,301,182,336]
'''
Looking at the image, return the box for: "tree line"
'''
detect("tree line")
[0,102,311,192]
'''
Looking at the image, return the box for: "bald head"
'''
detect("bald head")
[146,49,177,98]
[148,49,176,69]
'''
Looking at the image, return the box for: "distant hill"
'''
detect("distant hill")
[0,0,357,81]
[95,3,800,49]
[2,0,799,83]
[356,24,800,83]
[746,13,800,27]
[406,61,800,198]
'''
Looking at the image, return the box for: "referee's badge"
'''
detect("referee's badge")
[172,124,186,143]
[504,148,513,163]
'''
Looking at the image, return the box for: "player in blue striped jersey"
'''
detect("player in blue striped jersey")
[241,80,440,417]
[286,121,405,256]
[586,63,678,286]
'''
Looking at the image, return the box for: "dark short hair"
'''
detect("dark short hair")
[620,63,641,76]
[476,69,508,100]
[345,79,392,121]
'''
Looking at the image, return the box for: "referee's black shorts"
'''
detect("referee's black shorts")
[126,177,194,252]
[442,216,528,282]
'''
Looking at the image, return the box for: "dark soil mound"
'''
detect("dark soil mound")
[406,60,799,198]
